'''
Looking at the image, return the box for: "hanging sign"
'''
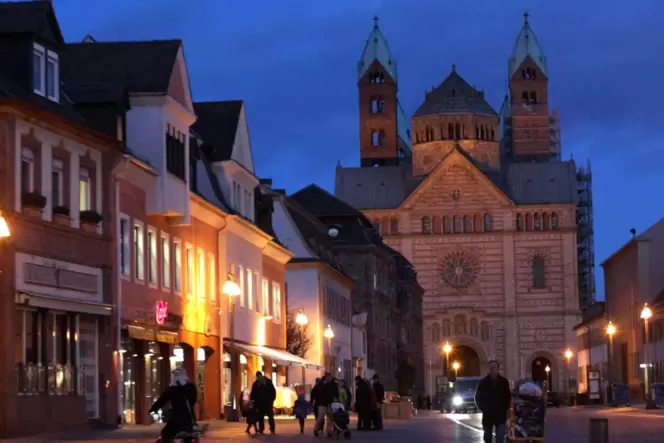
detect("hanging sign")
[155,300,169,326]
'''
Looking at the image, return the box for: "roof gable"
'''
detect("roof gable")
[0,1,64,45]
[414,66,497,118]
[400,147,513,209]
[63,40,181,97]
[231,104,254,173]
[192,100,242,162]
[291,184,363,217]
[167,45,194,113]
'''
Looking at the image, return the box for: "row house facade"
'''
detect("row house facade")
[0,2,121,437]
[290,185,409,392]
[267,185,355,385]
[603,218,664,401]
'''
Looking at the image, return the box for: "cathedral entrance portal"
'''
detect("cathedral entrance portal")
[453,345,481,378]
[532,357,552,389]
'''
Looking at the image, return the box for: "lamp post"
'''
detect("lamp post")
[452,361,460,380]
[443,342,452,379]
[564,349,573,404]
[324,325,335,373]
[606,322,616,404]
[545,365,551,389]
[641,304,653,403]
[294,309,309,387]
[222,274,240,415]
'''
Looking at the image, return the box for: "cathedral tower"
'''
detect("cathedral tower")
[508,13,552,161]
[357,17,401,167]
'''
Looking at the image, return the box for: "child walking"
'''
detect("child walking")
[244,400,259,435]
[293,392,310,434]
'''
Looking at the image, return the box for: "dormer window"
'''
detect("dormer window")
[32,43,59,102]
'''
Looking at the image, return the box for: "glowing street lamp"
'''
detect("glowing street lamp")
[606,322,616,337]
[222,274,241,297]
[0,210,9,238]
[443,342,452,377]
[324,325,335,373]
[295,309,309,326]
[223,273,241,411]
[452,361,460,378]
[641,304,653,399]
[564,349,573,362]
[563,349,573,403]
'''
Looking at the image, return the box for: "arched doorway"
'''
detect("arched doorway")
[532,356,553,389]
[453,345,482,378]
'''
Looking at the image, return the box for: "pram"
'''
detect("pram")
[329,401,351,440]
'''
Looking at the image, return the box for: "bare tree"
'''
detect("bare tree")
[286,310,312,358]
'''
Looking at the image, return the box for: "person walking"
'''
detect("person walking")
[354,376,370,431]
[250,371,277,435]
[371,374,385,430]
[313,373,339,436]
[475,360,511,443]
[293,392,310,434]
[339,380,352,412]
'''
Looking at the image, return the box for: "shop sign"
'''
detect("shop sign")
[155,300,168,326]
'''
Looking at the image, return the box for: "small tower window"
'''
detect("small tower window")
[491,128,495,141]
[448,123,454,139]
[370,72,385,84]
[371,130,385,147]
[551,213,559,229]
[440,126,446,140]
[425,126,434,142]
[463,216,474,233]
[475,125,480,139]
[522,91,529,103]
[480,126,485,140]
[533,214,541,231]
[530,92,537,104]
[453,216,462,233]
[454,123,461,140]
[370,97,385,114]
[483,214,492,232]
[390,218,399,234]
[516,214,524,231]
[442,216,451,234]
[421,216,431,234]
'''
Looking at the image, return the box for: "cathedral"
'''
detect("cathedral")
[334,14,592,394]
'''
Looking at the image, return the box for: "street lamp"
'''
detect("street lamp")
[294,309,309,387]
[564,349,573,403]
[324,325,334,373]
[606,321,616,404]
[443,342,452,378]
[222,274,240,415]
[0,209,10,238]
[545,365,551,388]
[452,361,460,379]
[641,304,653,402]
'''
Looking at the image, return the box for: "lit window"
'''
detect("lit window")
[162,234,171,289]
[186,247,194,296]
[238,265,245,308]
[198,249,205,301]
[133,222,145,281]
[119,216,130,277]
[208,255,216,302]
[21,148,34,194]
[246,268,253,310]
[79,168,90,211]
[271,282,282,322]
[45,51,59,101]
[51,158,63,207]
[261,278,270,316]
[148,228,158,285]
[173,239,182,292]
[254,272,260,312]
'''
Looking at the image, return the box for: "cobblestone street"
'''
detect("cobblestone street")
[2,407,663,443]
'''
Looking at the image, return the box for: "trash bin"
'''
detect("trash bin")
[611,383,630,407]
[651,383,664,408]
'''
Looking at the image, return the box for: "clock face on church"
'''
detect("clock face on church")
[441,251,477,289]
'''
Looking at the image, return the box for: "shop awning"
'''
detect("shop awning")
[127,325,179,343]
[16,291,113,316]
[227,342,324,371]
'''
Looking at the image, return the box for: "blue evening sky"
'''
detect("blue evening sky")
[46,0,662,299]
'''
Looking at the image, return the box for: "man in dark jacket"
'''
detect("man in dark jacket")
[149,367,197,441]
[371,374,385,430]
[354,376,370,430]
[250,371,277,435]
[475,360,511,443]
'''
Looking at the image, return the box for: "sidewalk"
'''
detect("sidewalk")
[575,403,664,415]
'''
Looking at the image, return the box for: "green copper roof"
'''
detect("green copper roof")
[358,16,397,82]
[508,13,548,78]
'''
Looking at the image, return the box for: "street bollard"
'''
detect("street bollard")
[589,418,609,443]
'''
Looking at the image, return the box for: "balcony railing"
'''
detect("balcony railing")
[16,362,76,395]
[166,133,186,180]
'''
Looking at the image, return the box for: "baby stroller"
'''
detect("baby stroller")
[329,401,351,440]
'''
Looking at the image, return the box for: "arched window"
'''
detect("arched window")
[453,216,462,233]
[371,130,385,147]
[432,215,441,234]
[551,213,559,229]
[464,216,474,233]
[475,125,480,139]
[448,123,454,139]
[440,126,446,140]
[532,255,546,289]
[490,128,495,141]
[421,216,431,234]
[370,97,385,114]
[533,214,541,231]
[516,214,524,231]
[455,123,461,140]
[522,91,529,103]
[474,215,483,232]
[443,216,451,234]
[483,214,492,232]
[425,126,434,142]
[530,91,537,104]
[480,126,485,140]
[531,70,537,80]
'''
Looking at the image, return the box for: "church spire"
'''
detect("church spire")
[357,16,397,82]
[508,11,547,78]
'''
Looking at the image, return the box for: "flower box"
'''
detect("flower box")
[22,192,46,217]
[79,210,102,233]
[53,206,70,226]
